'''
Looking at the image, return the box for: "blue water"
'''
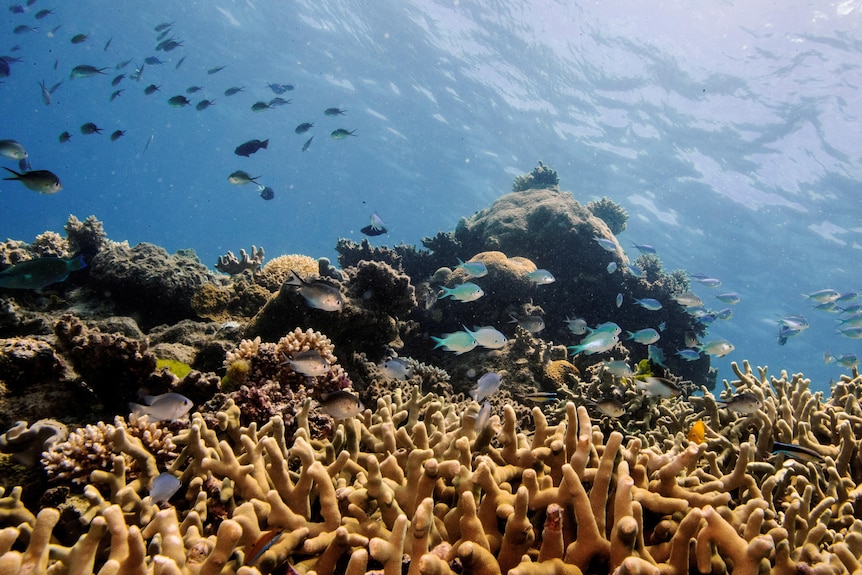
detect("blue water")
[2,0,860,391]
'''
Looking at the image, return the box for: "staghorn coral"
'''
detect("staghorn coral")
[215,245,265,275]
[0,364,859,574]
[586,196,628,235]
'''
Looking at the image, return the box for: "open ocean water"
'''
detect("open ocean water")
[1,0,860,391]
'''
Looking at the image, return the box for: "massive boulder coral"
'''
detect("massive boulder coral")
[86,242,215,329]
[0,363,860,575]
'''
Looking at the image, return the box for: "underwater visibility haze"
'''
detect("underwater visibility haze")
[3,0,862,387]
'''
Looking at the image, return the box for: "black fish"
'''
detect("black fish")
[234,139,269,157]
[259,186,274,200]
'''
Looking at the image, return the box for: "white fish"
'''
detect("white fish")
[465,325,508,349]
[625,328,660,345]
[472,401,492,433]
[594,236,617,252]
[699,339,735,357]
[508,314,545,333]
[380,357,413,380]
[602,360,633,377]
[636,377,681,398]
[130,392,192,422]
[634,298,662,311]
[568,331,618,355]
[526,269,555,285]
[471,372,502,402]
[284,350,329,377]
[318,391,364,419]
[150,472,181,504]
[565,317,589,335]
[438,282,484,302]
[607,262,618,274]
[673,292,703,307]
[286,271,343,311]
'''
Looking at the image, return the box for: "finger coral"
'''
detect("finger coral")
[0,364,861,575]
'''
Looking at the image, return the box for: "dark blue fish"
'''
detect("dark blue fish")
[0,256,85,289]
[259,186,274,200]
[234,139,268,157]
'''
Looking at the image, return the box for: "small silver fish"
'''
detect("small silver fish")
[129,392,192,421]
[586,398,625,418]
[318,391,363,419]
[471,372,502,402]
[508,314,545,333]
[715,392,761,414]
[286,271,343,312]
[2,167,62,194]
[150,472,181,504]
[636,377,681,398]
[526,269,555,285]
[464,325,507,349]
[283,350,329,377]
[380,357,413,380]
[0,139,28,161]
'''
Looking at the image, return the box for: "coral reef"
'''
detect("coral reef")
[512,160,560,192]
[0,363,860,575]
[53,314,158,414]
[41,415,177,484]
[87,242,215,328]
[64,214,108,258]
[586,196,628,235]
[0,418,67,466]
[215,245,266,275]
[244,260,416,361]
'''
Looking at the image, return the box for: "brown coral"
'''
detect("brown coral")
[257,253,319,292]
[41,416,176,485]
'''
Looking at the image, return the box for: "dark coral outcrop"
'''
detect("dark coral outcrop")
[86,242,215,328]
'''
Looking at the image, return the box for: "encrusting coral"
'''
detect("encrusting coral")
[1,361,861,575]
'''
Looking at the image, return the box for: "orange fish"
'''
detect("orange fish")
[687,420,706,444]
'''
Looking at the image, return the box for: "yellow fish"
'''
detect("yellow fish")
[687,420,706,444]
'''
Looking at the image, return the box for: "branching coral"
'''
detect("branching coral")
[41,416,176,485]
[215,246,265,275]
[1,366,861,575]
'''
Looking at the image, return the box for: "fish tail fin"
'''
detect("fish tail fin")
[2,166,22,179]
[129,402,146,417]
[262,139,269,148]
[68,254,87,271]
[285,270,303,286]
[431,336,444,348]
